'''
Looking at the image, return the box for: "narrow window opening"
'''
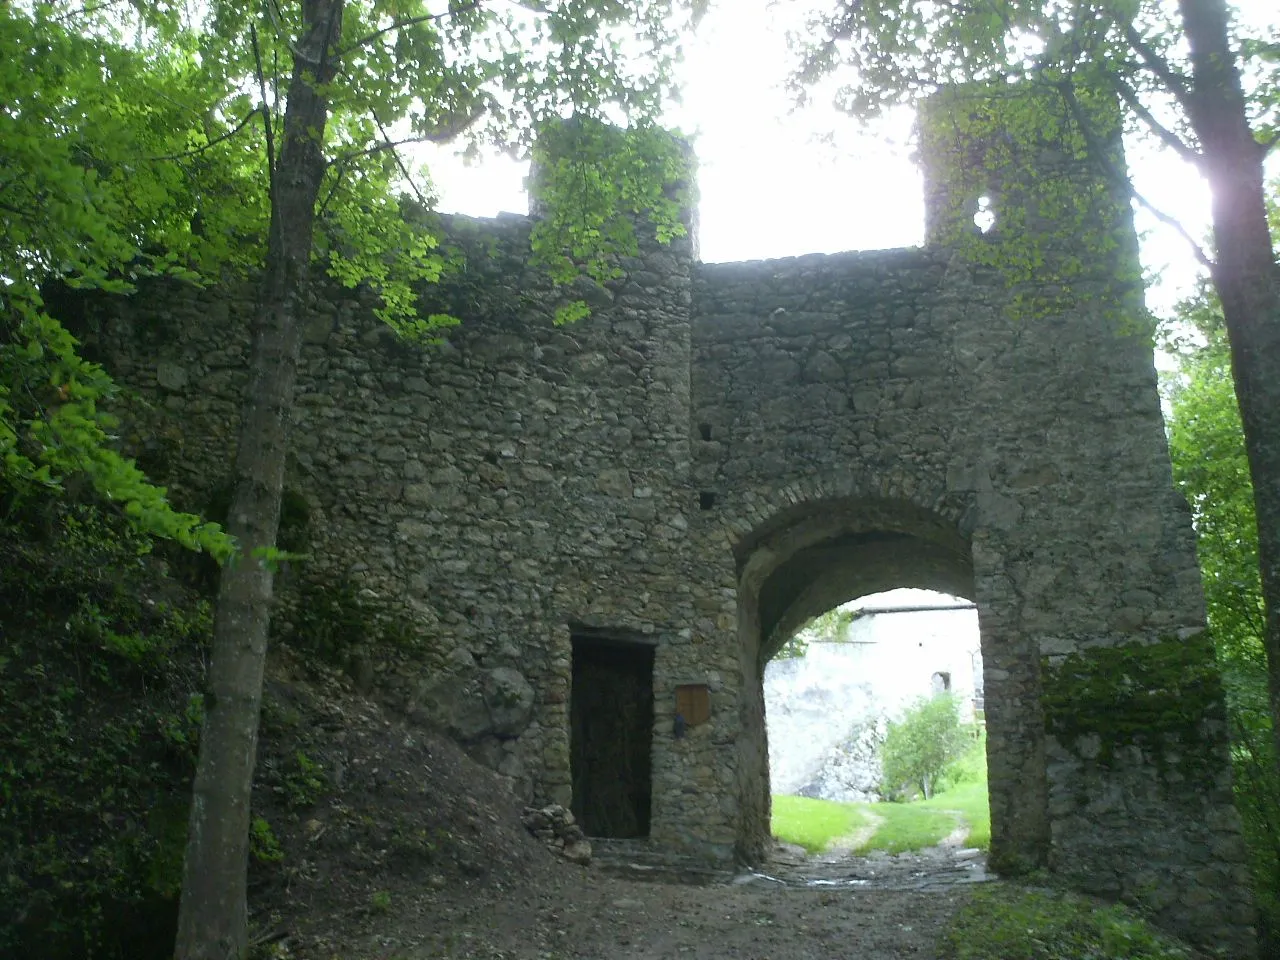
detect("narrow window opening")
[699,491,717,510]
[698,423,713,441]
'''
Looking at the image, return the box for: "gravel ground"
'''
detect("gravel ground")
[280,842,986,960]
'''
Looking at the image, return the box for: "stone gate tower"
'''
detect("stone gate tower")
[84,86,1255,953]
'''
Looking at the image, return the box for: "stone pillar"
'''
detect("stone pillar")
[922,84,1255,954]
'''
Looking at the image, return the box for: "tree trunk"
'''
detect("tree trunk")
[174,1,344,956]
[1177,0,1280,764]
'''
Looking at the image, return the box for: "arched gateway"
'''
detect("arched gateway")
[86,88,1254,952]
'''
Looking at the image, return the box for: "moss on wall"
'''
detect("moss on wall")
[1041,635,1226,773]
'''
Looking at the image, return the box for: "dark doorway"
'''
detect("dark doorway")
[570,633,655,838]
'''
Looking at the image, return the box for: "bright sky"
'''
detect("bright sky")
[421,0,1275,320]
[849,588,973,613]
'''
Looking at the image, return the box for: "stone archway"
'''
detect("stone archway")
[725,493,1026,864]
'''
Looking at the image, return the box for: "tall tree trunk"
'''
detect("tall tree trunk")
[174,1,344,956]
[1177,0,1280,764]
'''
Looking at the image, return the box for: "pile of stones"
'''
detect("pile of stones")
[521,804,592,865]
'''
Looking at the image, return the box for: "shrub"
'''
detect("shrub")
[880,692,973,800]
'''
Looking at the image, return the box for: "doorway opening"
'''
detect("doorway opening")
[569,632,655,838]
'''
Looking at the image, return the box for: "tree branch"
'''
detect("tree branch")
[336,1,483,59]
[1108,73,1203,168]
[141,110,261,163]
[316,165,346,220]
[326,134,441,169]
[48,0,133,24]
[1131,183,1214,271]
[1059,81,1213,271]
[1119,20,1195,114]
[372,111,430,209]
[264,0,308,66]
[250,24,278,204]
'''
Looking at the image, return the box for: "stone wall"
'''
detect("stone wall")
[76,87,1255,953]
[82,212,735,861]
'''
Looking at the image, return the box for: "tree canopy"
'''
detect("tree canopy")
[2,0,700,547]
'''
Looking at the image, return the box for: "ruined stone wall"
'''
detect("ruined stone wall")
[81,212,748,863]
[76,88,1258,952]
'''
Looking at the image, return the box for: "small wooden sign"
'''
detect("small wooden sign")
[674,684,711,726]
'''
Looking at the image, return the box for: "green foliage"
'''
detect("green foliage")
[1166,289,1265,681]
[248,817,285,865]
[921,86,1143,323]
[2,0,703,567]
[1164,269,1280,950]
[279,751,327,809]
[776,607,860,660]
[2,308,234,560]
[283,574,423,668]
[0,4,249,561]
[529,120,691,324]
[881,693,975,800]
[1040,634,1225,772]
[941,885,1195,960]
[0,500,213,959]
[793,0,1278,149]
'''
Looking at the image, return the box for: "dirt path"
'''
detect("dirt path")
[298,841,991,959]
[829,809,887,851]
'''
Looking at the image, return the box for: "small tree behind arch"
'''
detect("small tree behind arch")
[880,692,972,800]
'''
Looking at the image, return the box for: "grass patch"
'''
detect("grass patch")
[771,795,867,853]
[859,802,958,853]
[942,885,1196,960]
[772,735,991,854]
[916,736,990,849]
[918,778,990,849]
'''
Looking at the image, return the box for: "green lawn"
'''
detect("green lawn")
[915,736,991,849]
[917,778,990,849]
[859,800,959,853]
[772,738,991,855]
[771,794,868,853]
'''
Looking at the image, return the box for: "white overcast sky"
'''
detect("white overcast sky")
[421,0,1276,318]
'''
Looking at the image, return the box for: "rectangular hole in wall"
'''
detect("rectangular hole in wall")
[699,491,717,510]
[698,423,713,441]
[570,633,655,839]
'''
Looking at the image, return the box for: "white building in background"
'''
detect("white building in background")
[765,590,983,801]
